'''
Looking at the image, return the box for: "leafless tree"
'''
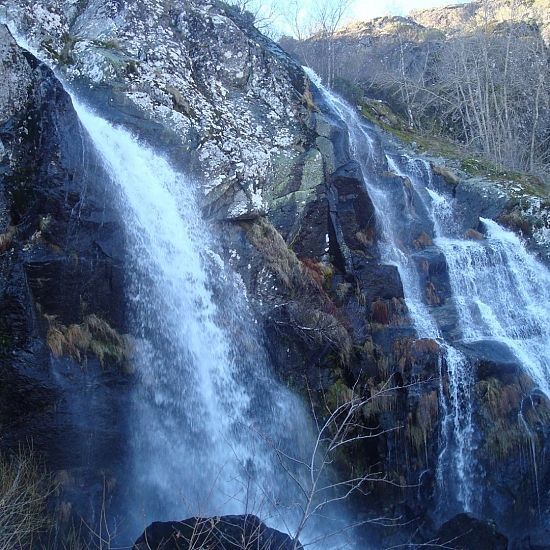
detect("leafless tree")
[236,376,415,549]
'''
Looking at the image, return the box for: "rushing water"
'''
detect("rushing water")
[72,101,328,542]
[3,19,355,544]
[305,69,480,515]
[396,155,550,401]
[391,153,550,521]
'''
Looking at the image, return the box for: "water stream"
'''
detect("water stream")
[390,152,550,521]
[6,16,550,538]
[396,155,550,402]
[306,70,480,515]
[72,101,321,541]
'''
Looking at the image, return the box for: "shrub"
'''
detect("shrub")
[0,448,53,550]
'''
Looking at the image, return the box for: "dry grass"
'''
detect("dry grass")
[249,218,353,363]
[0,447,54,550]
[247,217,302,291]
[371,300,390,325]
[362,381,399,420]
[45,314,132,372]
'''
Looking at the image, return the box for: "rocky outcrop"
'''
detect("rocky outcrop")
[410,0,550,44]
[0,22,131,526]
[3,0,308,222]
[133,515,302,550]
[431,514,508,550]
[0,25,33,126]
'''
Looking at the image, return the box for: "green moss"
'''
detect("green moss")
[326,379,354,411]
[360,97,549,204]
[360,99,459,158]
[475,376,550,464]
[461,157,546,193]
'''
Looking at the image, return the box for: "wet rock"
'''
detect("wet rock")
[0,32,130,526]
[430,514,508,550]
[133,515,302,550]
[465,227,484,240]
[458,340,521,378]
[453,178,509,233]
[413,231,433,249]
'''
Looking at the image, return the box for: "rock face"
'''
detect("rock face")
[0,21,130,523]
[133,515,302,550]
[431,514,508,550]
[0,25,33,125]
[1,1,550,548]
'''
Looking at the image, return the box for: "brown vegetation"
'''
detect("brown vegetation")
[45,314,132,372]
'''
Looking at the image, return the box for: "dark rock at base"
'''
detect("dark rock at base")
[133,515,302,550]
[429,514,508,550]
[457,339,520,378]
[511,531,550,550]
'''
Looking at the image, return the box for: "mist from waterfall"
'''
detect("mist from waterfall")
[72,100,336,544]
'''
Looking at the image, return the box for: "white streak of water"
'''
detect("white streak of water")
[72,100,316,536]
[438,217,550,398]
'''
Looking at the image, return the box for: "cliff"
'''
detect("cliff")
[1,1,550,549]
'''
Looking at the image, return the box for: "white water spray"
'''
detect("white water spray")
[438,218,550,398]
[72,101,319,539]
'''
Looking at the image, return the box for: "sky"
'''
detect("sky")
[350,0,471,21]
[268,0,473,38]
[251,0,473,38]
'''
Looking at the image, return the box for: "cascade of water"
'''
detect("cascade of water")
[305,71,479,515]
[72,101,322,540]
[307,73,436,338]
[392,151,550,521]
[3,22,358,545]
[384,155,479,513]
[439,218,550,398]
[396,152,550,400]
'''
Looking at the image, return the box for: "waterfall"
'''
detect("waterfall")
[1,20,357,544]
[72,101,325,542]
[395,155,550,401]
[439,219,550,397]
[391,152,550,521]
[306,70,479,515]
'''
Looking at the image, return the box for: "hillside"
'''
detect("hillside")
[280,0,550,187]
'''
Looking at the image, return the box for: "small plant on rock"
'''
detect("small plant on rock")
[45,314,133,372]
[0,447,54,550]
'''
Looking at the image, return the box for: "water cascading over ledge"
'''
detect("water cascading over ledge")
[73,102,297,526]
[4,1,550,543]
[70,99,358,548]
[0,16,365,547]
[306,69,550,536]
[386,152,550,528]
